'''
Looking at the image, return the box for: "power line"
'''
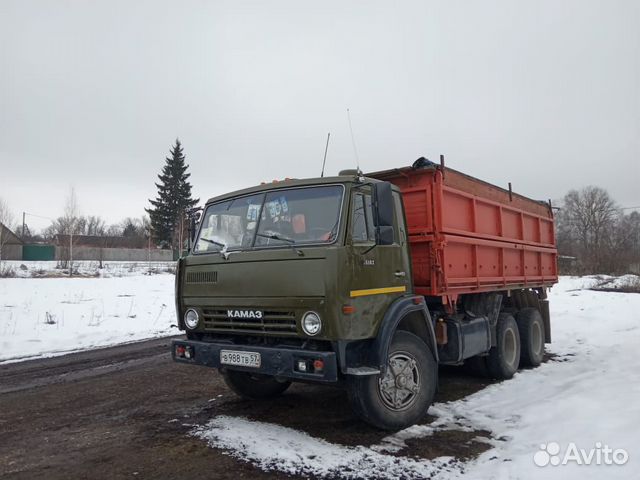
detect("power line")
[23,211,55,221]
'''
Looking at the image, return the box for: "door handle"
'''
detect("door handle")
[394,271,406,278]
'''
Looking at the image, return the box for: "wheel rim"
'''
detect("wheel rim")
[378,351,421,412]
[532,321,543,357]
[504,328,518,368]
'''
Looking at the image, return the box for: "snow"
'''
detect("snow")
[2,260,175,278]
[592,274,640,291]
[447,277,640,479]
[193,416,460,479]
[0,272,177,363]
[193,277,640,479]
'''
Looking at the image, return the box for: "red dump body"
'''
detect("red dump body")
[369,165,558,301]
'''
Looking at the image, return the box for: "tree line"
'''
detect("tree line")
[40,215,151,242]
[14,212,152,245]
[556,186,639,275]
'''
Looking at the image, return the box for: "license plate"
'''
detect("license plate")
[220,350,261,368]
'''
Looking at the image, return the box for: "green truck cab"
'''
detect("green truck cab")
[173,164,556,430]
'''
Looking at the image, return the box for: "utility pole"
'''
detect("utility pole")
[22,212,26,240]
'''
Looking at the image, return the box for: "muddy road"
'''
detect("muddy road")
[0,337,494,479]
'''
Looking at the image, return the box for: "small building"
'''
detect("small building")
[0,223,23,260]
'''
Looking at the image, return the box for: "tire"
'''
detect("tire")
[516,307,545,367]
[347,331,437,431]
[222,370,291,399]
[486,313,520,379]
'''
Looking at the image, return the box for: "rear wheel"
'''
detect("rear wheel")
[486,313,520,379]
[516,307,545,367]
[222,370,291,399]
[347,331,437,431]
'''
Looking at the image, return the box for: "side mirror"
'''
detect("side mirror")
[190,217,197,243]
[373,182,395,245]
[188,210,201,247]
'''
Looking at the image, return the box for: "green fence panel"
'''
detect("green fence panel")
[22,244,56,261]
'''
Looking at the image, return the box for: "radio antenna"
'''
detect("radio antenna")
[321,132,330,177]
[347,108,361,173]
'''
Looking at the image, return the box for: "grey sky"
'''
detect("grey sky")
[1,0,639,232]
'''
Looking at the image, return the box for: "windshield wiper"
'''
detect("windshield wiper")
[199,237,232,259]
[256,232,295,244]
[199,237,226,249]
[256,232,304,256]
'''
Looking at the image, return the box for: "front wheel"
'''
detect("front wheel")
[347,331,437,431]
[222,370,291,399]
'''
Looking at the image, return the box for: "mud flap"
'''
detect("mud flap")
[540,299,551,343]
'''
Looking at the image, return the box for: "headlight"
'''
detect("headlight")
[302,311,321,336]
[184,309,199,330]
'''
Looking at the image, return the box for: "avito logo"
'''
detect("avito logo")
[534,442,629,467]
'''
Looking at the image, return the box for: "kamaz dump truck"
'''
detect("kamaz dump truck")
[172,159,558,430]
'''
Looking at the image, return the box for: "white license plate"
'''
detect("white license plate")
[220,350,261,368]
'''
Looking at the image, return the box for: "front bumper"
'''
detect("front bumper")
[172,339,339,383]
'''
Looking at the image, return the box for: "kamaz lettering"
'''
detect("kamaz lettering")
[227,310,263,319]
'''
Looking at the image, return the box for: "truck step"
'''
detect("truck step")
[345,367,381,376]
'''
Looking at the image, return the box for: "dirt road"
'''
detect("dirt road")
[0,337,494,479]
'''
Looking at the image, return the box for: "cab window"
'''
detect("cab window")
[351,191,375,243]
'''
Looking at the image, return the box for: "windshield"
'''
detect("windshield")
[193,185,344,253]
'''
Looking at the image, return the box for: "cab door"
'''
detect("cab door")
[346,186,409,338]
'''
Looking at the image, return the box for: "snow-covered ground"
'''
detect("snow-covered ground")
[1,260,175,278]
[1,269,638,478]
[0,270,176,363]
[193,276,640,479]
[591,273,640,292]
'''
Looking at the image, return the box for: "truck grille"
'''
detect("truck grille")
[202,309,297,335]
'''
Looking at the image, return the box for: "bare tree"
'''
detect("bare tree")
[61,187,80,275]
[0,197,15,272]
[556,186,621,273]
[611,211,640,273]
[173,211,188,253]
[83,215,106,236]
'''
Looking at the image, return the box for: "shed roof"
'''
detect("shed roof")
[0,223,23,245]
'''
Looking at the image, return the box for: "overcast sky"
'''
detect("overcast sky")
[1,0,638,232]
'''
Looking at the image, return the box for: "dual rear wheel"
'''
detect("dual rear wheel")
[482,308,545,379]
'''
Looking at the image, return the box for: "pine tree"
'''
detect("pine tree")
[146,139,199,248]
